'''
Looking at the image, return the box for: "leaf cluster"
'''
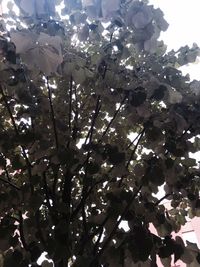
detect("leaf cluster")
[0,0,200,267]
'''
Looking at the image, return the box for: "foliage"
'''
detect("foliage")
[0,0,200,266]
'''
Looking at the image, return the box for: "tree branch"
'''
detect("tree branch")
[35,209,47,248]
[42,172,59,225]
[93,221,106,255]
[0,84,33,193]
[47,76,59,150]
[68,76,73,136]
[99,96,126,142]
[5,168,11,181]
[52,164,59,198]
[18,211,29,251]
[72,84,79,140]
[0,177,20,190]
[81,199,88,235]
[126,128,145,169]
[85,95,101,145]
[8,215,20,223]
[71,177,107,221]
[154,193,172,206]
[80,163,91,236]
[118,129,145,187]
[78,215,109,257]
[126,128,145,149]
[62,169,73,215]
[0,85,18,133]
[42,172,53,211]
[91,185,142,264]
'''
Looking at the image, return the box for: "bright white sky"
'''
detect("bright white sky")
[149,0,200,80]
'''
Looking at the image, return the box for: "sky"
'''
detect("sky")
[149,0,200,80]
[149,0,200,167]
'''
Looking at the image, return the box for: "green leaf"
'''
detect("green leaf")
[9,234,19,248]
[29,194,43,211]
[151,85,167,101]
[132,6,153,29]
[168,88,182,104]
[130,87,147,107]
[0,154,6,168]
[108,152,125,165]
[12,154,24,170]
[101,0,120,18]
[174,244,184,262]
[73,68,86,84]
[41,261,53,267]
[87,162,100,174]
[0,253,3,267]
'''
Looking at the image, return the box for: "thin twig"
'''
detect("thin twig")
[72,84,79,140]
[154,193,171,206]
[126,128,144,149]
[126,129,145,169]
[5,168,11,181]
[19,211,29,251]
[47,77,59,150]
[62,169,73,211]
[35,209,47,248]
[0,85,18,133]
[91,185,142,264]
[71,187,92,221]
[84,96,101,145]
[8,215,20,223]
[99,96,126,142]
[42,172,53,211]
[0,177,20,190]
[42,172,58,225]
[52,164,59,197]
[68,76,73,135]
[80,163,91,236]
[118,129,145,187]
[0,153,12,182]
[93,221,106,255]
[0,84,33,193]
[71,177,105,221]
[80,95,90,111]
[81,200,88,235]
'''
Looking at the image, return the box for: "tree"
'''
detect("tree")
[0,0,200,266]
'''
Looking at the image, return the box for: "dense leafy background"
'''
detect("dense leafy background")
[0,0,200,266]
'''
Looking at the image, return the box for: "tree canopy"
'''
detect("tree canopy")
[0,0,200,266]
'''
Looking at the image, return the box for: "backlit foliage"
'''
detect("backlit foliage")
[0,0,200,266]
